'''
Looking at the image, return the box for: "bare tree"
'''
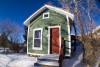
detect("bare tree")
[23,26,28,45]
[55,0,100,66]
[9,33,22,53]
[0,21,23,53]
[0,32,10,48]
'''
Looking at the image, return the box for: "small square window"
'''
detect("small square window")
[43,12,49,19]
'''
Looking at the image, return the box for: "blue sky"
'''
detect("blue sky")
[0,0,100,28]
[0,0,59,43]
[0,0,99,42]
[0,0,58,27]
[0,0,100,27]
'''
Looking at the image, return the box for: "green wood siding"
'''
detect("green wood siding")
[28,9,71,55]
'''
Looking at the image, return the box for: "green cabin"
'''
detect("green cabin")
[24,5,74,57]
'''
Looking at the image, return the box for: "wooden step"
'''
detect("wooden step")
[35,60,59,67]
[38,54,59,62]
[34,54,60,67]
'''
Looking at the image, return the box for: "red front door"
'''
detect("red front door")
[50,28,60,54]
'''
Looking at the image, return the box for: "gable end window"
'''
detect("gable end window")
[43,12,49,19]
[33,28,42,50]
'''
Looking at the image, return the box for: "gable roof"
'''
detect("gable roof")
[24,4,74,26]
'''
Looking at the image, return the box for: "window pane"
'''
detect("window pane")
[44,14,48,17]
[34,39,41,47]
[34,30,41,38]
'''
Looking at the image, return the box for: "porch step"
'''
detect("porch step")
[34,54,59,67]
[34,60,59,67]
[38,54,59,62]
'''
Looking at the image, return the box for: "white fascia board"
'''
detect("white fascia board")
[23,5,47,26]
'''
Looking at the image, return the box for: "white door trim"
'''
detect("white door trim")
[47,26,61,54]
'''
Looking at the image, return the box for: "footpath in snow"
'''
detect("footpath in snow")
[62,44,86,67]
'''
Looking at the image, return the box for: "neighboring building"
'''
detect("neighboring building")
[93,25,100,33]
[24,4,74,57]
[92,25,100,38]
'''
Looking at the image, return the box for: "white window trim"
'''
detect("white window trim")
[43,12,49,19]
[33,28,43,50]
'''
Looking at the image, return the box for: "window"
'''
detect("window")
[43,12,49,19]
[33,28,42,50]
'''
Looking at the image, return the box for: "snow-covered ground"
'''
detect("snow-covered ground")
[0,53,84,67]
[0,53,37,67]
[62,44,86,67]
[62,53,84,67]
[0,45,84,67]
[0,44,99,67]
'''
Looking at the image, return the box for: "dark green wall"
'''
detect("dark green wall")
[28,9,71,55]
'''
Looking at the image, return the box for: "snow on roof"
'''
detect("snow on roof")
[23,4,74,26]
[93,25,100,33]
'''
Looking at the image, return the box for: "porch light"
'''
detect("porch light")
[44,25,49,30]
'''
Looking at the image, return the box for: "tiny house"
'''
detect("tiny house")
[24,5,74,57]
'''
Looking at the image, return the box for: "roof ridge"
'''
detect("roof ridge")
[44,4,72,14]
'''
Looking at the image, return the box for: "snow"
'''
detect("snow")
[0,45,84,67]
[0,53,37,67]
[72,53,83,67]
[95,57,100,67]
[62,53,84,67]
[62,44,86,67]
[0,44,99,67]
[0,54,11,67]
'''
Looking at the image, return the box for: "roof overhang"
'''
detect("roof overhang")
[23,4,74,26]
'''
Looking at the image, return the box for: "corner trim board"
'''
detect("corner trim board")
[66,15,71,56]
